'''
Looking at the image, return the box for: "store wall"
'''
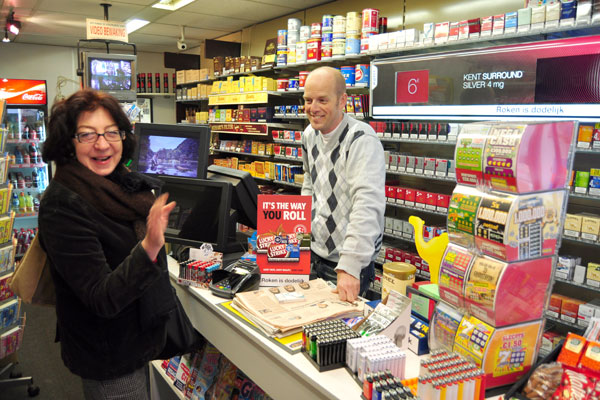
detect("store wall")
[1,43,177,123]
[239,0,526,57]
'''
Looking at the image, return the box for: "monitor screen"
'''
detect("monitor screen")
[89,58,133,91]
[207,165,260,229]
[160,176,233,251]
[138,135,199,178]
[132,123,211,179]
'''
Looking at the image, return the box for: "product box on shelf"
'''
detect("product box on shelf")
[548,293,566,318]
[587,262,600,287]
[518,8,532,32]
[564,214,583,238]
[561,297,585,324]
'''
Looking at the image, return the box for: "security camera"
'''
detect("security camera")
[177,25,187,51]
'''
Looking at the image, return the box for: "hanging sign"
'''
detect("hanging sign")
[86,18,128,42]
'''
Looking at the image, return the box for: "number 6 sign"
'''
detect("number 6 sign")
[395,70,429,104]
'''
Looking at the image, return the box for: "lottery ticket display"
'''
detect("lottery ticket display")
[447,185,567,262]
[430,120,577,389]
[454,121,575,193]
[438,244,553,326]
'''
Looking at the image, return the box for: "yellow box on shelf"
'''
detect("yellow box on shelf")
[208,92,269,105]
[0,184,12,215]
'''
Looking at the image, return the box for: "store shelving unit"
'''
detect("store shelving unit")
[545,314,586,334]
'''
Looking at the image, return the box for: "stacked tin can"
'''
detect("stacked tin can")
[296,25,310,64]
[321,14,333,60]
[307,22,322,62]
[345,11,361,56]
[361,8,380,53]
[332,15,346,58]
[287,18,301,65]
[277,28,288,66]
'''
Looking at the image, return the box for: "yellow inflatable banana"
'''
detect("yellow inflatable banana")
[408,216,448,285]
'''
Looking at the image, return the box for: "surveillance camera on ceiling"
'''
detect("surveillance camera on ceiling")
[178,25,187,51]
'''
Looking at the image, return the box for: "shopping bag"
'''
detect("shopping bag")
[8,235,56,306]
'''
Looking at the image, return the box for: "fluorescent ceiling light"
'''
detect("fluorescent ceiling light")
[152,0,195,11]
[126,19,149,33]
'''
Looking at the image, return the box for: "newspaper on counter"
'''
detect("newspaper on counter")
[231,278,364,337]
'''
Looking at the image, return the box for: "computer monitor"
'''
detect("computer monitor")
[132,123,211,179]
[207,165,260,229]
[83,52,137,101]
[159,175,240,253]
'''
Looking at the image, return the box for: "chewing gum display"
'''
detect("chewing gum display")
[455,121,576,193]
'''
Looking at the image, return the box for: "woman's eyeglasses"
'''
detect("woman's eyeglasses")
[73,130,126,143]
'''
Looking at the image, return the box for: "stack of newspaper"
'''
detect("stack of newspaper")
[231,279,364,338]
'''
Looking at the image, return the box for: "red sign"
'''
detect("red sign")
[396,70,429,104]
[0,79,47,105]
[257,194,311,286]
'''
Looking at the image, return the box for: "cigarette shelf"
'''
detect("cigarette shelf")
[212,149,273,159]
[274,54,371,71]
[208,91,284,106]
[386,169,456,182]
[210,122,302,129]
[277,87,369,95]
[379,137,457,146]
[383,231,415,244]
[386,201,448,216]
[274,114,306,120]
[554,277,600,293]
[273,155,302,163]
[575,147,600,154]
[544,313,586,333]
[176,98,209,103]
[272,179,302,189]
[137,93,175,98]
[569,191,600,201]
[562,236,600,247]
[273,139,302,145]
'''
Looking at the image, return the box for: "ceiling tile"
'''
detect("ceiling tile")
[22,11,87,37]
[183,0,294,22]
[246,0,332,8]
[136,23,223,39]
[156,11,252,31]
[36,0,145,21]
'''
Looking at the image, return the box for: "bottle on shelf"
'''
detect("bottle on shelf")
[155,73,160,93]
[25,192,34,213]
[11,192,19,211]
[33,196,40,212]
[164,73,169,93]
[22,148,30,165]
[16,172,24,189]
[18,192,26,213]
[14,147,23,164]
[8,172,16,188]
[29,143,38,164]
[32,170,38,189]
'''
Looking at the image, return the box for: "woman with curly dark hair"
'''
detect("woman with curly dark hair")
[39,89,179,399]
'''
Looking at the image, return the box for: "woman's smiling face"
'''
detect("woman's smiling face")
[73,107,123,176]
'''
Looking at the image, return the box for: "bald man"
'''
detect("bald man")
[301,67,385,302]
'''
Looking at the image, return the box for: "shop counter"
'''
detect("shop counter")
[165,256,503,400]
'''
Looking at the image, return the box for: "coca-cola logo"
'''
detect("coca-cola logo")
[22,93,44,100]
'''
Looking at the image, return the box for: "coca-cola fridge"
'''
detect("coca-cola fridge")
[0,78,50,258]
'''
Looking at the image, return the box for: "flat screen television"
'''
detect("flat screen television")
[132,123,211,179]
[83,52,137,101]
[159,176,242,253]
[207,165,260,229]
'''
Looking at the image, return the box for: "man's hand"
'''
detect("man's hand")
[333,270,360,302]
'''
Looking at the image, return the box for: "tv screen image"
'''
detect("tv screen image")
[138,135,199,178]
[89,58,133,91]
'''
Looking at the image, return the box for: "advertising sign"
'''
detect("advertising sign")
[86,18,128,42]
[372,35,600,118]
[256,194,311,286]
[0,79,47,105]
